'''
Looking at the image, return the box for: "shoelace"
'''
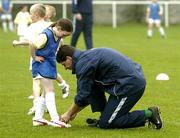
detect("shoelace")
[148,121,156,129]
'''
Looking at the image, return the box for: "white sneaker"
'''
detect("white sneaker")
[27,107,35,115]
[33,118,49,126]
[28,95,34,100]
[48,120,71,128]
[62,84,69,99]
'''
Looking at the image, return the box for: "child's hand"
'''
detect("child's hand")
[159,11,163,16]
[12,40,19,47]
[35,56,44,63]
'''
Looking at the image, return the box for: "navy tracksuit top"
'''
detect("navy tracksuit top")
[72,48,146,107]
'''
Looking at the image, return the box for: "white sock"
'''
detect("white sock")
[45,92,59,122]
[41,97,47,110]
[159,27,165,36]
[32,98,38,109]
[33,97,45,120]
[2,22,7,32]
[147,29,152,37]
[58,80,67,89]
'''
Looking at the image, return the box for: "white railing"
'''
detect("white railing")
[12,0,180,28]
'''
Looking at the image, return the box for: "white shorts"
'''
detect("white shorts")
[148,18,161,25]
[17,24,29,36]
[33,74,44,80]
[1,13,12,20]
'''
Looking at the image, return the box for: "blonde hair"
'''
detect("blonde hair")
[45,5,56,20]
[30,4,46,18]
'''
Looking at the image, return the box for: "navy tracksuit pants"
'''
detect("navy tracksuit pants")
[71,13,93,49]
[90,87,146,129]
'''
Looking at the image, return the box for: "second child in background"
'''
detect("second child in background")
[44,5,56,23]
[44,4,70,99]
[14,5,32,41]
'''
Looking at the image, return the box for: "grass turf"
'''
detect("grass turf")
[0,24,180,137]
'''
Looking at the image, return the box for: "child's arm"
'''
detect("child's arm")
[12,40,29,47]
[29,42,44,63]
[159,5,163,16]
[29,34,47,62]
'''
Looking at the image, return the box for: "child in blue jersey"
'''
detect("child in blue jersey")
[30,18,73,127]
[13,4,70,117]
[146,0,165,38]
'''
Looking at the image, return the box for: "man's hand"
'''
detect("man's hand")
[35,56,44,63]
[70,113,77,121]
[60,103,83,123]
[75,13,82,20]
[60,112,71,123]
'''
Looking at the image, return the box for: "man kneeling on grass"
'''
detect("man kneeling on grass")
[56,45,162,129]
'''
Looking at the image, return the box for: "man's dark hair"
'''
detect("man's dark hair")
[56,45,76,63]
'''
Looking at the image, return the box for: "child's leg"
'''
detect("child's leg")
[155,20,165,37]
[147,19,154,38]
[1,15,7,32]
[41,78,59,122]
[28,78,42,115]
[33,96,45,120]
[28,58,34,100]
[32,96,48,126]
[56,73,69,99]
[40,78,71,127]
[31,79,44,118]
[33,79,41,99]
[7,14,14,31]
[147,23,153,38]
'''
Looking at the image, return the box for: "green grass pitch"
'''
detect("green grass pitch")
[0,24,180,137]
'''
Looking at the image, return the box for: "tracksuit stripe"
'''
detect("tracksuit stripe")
[108,97,127,124]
